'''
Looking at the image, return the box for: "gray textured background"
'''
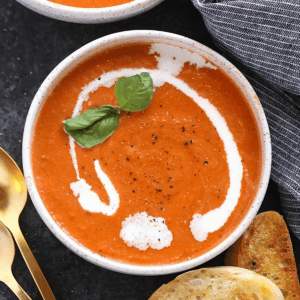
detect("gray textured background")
[0,0,299,299]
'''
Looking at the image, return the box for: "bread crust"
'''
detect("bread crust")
[149,266,284,299]
[225,211,300,299]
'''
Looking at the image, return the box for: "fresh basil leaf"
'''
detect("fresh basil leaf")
[64,105,120,148]
[115,72,154,112]
[64,106,119,131]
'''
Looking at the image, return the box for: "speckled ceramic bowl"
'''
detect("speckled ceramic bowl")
[16,0,164,24]
[23,30,272,275]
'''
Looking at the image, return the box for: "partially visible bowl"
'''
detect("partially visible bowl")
[16,0,164,24]
[23,30,271,275]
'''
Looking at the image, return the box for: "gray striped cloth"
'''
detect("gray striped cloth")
[191,0,300,238]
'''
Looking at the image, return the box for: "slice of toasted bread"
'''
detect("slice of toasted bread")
[149,266,284,299]
[225,211,300,299]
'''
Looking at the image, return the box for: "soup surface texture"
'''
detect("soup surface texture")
[47,0,134,8]
[31,42,262,266]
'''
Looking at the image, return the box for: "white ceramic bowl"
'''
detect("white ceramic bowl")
[23,30,272,275]
[16,0,164,24]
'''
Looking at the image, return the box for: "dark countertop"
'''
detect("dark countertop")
[0,0,299,299]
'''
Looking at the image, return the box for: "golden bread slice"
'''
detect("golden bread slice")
[149,266,284,299]
[225,211,300,299]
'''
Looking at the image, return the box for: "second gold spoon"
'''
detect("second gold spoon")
[0,221,31,300]
[0,147,56,300]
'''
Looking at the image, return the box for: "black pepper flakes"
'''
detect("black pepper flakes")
[182,127,186,132]
[184,142,189,146]
[126,158,130,161]
[204,161,208,165]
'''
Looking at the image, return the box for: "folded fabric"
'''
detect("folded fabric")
[191,0,300,239]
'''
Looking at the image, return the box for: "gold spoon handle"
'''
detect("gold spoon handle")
[4,272,32,300]
[8,221,56,300]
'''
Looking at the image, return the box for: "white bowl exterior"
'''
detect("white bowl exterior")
[23,30,272,275]
[16,0,164,24]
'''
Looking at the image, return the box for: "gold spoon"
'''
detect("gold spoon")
[0,221,32,300]
[0,147,56,300]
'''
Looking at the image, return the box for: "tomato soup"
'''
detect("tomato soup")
[47,0,134,8]
[31,43,262,265]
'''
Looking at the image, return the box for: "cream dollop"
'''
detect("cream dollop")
[120,212,173,250]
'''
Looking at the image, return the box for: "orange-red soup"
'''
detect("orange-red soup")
[31,43,262,266]
[48,0,134,8]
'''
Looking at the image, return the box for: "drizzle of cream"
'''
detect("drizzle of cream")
[149,43,216,77]
[70,160,119,215]
[68,43,243,244]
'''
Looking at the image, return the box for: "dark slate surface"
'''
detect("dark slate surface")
[0,0,299,299]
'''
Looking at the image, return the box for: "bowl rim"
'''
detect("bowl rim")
[22,30,272,275]
[15,0,165,24]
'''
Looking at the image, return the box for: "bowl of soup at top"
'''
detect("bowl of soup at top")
[23,30,271,275]
[15,0,164,23]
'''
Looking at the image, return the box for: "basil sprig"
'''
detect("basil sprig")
[63,72,154,148]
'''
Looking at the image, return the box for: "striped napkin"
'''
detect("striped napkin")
[191,0,300,239]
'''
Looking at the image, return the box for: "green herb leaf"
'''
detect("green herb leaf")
[115,72,154,112]
[63,73,155,148]
[63,105,120,148]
